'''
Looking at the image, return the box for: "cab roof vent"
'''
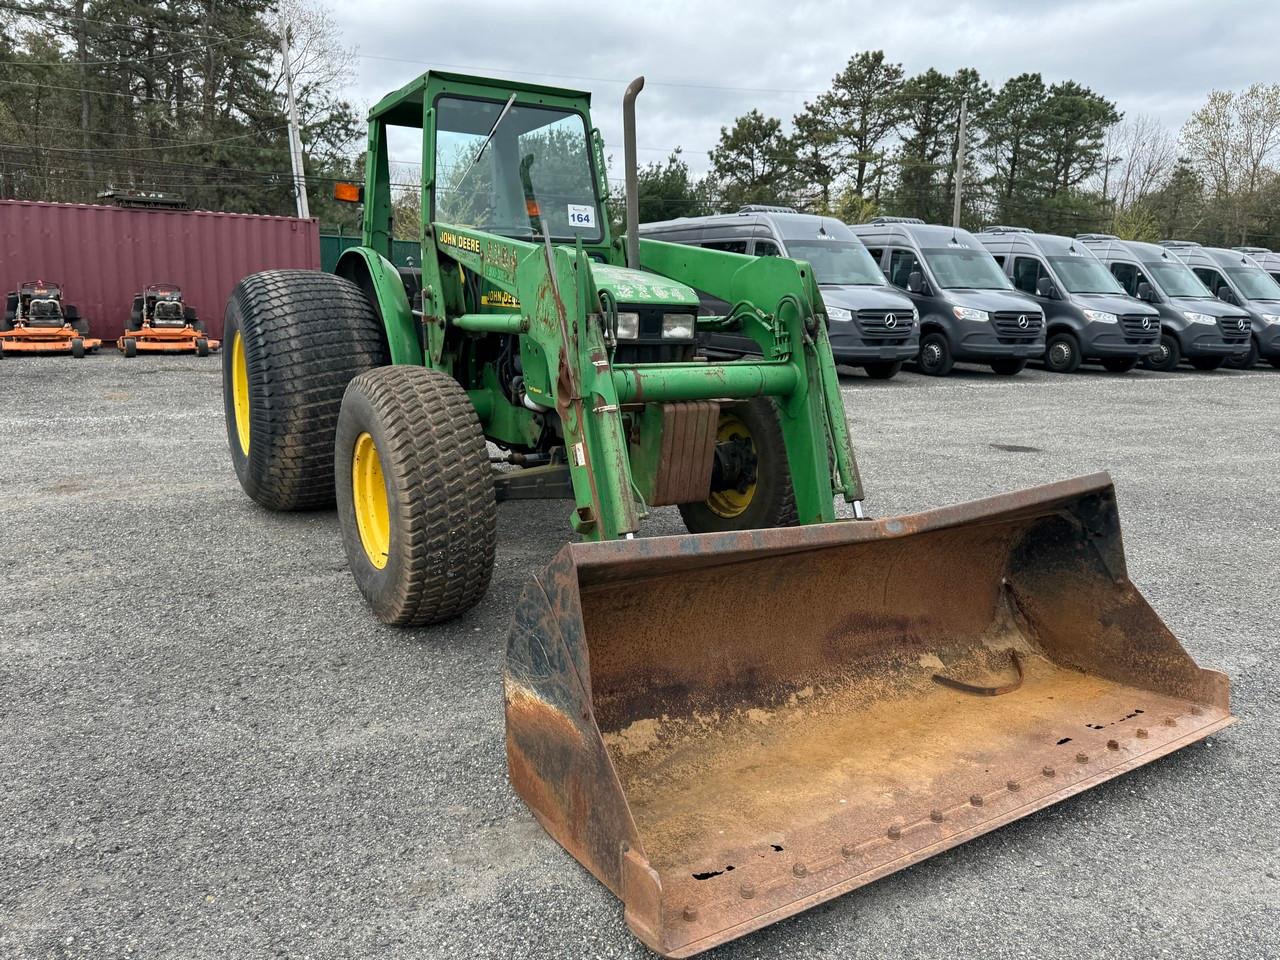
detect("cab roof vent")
[980,225,1032,234]
[738,204,798,214]
[868,216,925,225]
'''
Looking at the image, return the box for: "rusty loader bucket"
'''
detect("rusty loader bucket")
[503,473,1232,956]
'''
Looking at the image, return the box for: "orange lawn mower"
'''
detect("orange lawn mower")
[118,284,218,357]
[1,281,101,358]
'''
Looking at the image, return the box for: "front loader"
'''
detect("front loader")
[221,70,1231,956]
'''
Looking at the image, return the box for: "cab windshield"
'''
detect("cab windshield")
[1223,265,1280,301]
[1143,261,1212,298]
[1047,255,1125,294]
[786,240,885,286]
[922,247,1012,290]
[433,95,603,242]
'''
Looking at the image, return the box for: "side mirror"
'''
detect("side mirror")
[1137,282,1157,303]
[1035,276,1058,299]
[1217,287,1238,305]
[907,270,926,295]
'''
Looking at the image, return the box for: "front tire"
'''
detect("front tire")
[917,332,953,376]
[1102,357,1139,373]
[1191,356,1225,371]
[195,337,210,357]
[1043,332,1081,373]
[335,366,496,626]
[71,337,85,359]
[1143,334,1181,371]
[862,360,902,380]
[990,359,1026,376]
[1225,338,1258,369]
[679,397,797,534]
[223,270,388,511]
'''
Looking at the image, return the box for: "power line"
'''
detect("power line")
[0,28,257,67]
[0,3,274,44]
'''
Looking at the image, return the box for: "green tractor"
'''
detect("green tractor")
[223,71,1230,957]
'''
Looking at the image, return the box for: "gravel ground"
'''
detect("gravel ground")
[1,353,1276,960]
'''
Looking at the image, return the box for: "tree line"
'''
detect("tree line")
[635,51,1280,249]
[0,0,362,227]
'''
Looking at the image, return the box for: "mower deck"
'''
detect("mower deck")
[119,326,218,355]
[0,325,101,356]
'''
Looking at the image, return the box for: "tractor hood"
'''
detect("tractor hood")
[589,263,699,309]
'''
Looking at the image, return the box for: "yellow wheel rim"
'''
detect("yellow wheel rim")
[230,331,250,456]
[706,413,756,519]
[352,432,391,569]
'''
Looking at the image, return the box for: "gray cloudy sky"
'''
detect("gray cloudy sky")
[329,0,1279,177]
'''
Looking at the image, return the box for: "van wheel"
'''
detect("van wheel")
[1224,338,1258,369]
[1142,334,1180,371]
[1102,357,1139,373]
[1191,356,1225,371]
[1044,332,1081,373]
[862,360,902,380]
[917,333,953,376]
[989,359,1025,375]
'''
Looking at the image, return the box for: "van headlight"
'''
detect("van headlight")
[911,306,920,322]
[1083,309,1118,324]
[615,311,640,339]
[661,313,695,339]
[1261,313,1280,325]
[827,306,853,322]
[1183,311,1216,325]
[953,306,989,321]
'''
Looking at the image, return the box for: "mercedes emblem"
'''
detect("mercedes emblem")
[1017,315,1030,329]
[885,314,898,328]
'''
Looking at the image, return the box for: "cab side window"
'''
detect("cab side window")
[703,240,748,254]
[863,246,885,266]
[888,249,922,290]
[1193,267,1228,297]
[754,240,781,256]
[1110,262,1139,296]
[1013,257,1048,295]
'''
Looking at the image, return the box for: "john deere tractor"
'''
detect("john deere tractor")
[223,71,1229,957]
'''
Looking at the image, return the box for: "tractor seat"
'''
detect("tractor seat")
[27,300,64,327]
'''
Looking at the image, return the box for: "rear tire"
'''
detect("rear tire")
[1102,357,1139,373]
[1191,356,1225,371]
[679,397,797,534]
[862,360,902,380]
[335,366,496,626]
[223,270,389,512]
[917,332,953,376]
[1043,332,1081,373]
[71,338,85,359]
[1143,334,1181,371]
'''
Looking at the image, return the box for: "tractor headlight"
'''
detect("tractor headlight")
[953,306,989,321]
[1183,311,1216,325]
[827,306,854,322]
[615,311,640,339]
[1083,309,1118,324]
[661,313,695,339]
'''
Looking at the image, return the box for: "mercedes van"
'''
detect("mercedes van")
[640,207,919,379]
[976,227,1160,373]
[1161,241,1280,368]
[1234,246,1280,284]
[1075,235,1251,371]
[849,218,1045,376]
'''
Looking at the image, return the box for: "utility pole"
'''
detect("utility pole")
[279,21,310,219]
[952,95,968,228]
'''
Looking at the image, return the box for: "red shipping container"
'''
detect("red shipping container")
[0,199,320,342]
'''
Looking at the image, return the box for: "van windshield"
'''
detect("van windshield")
[922,248,1012,290]
[786,240,885,285]
[1047,256,1125,294]
[1142,261,1212,298]
[1223,265,1280,301]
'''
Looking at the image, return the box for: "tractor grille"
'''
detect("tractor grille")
[1217,315,1251,342]
[992,311,1042,342]
[1120,314,1160,342]
[856,309,914,341]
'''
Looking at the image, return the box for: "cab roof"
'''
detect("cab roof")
[369,70,592,127]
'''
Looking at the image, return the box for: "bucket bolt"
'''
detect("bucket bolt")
[1107,739,1120,751]
[792,863,808,878]
[1136,728,1150,739]
[887,824,902,840]
[682,905,698,922]
[1043,766,1056,778]
[930,809,945,822]
[1076,752,1089,764]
